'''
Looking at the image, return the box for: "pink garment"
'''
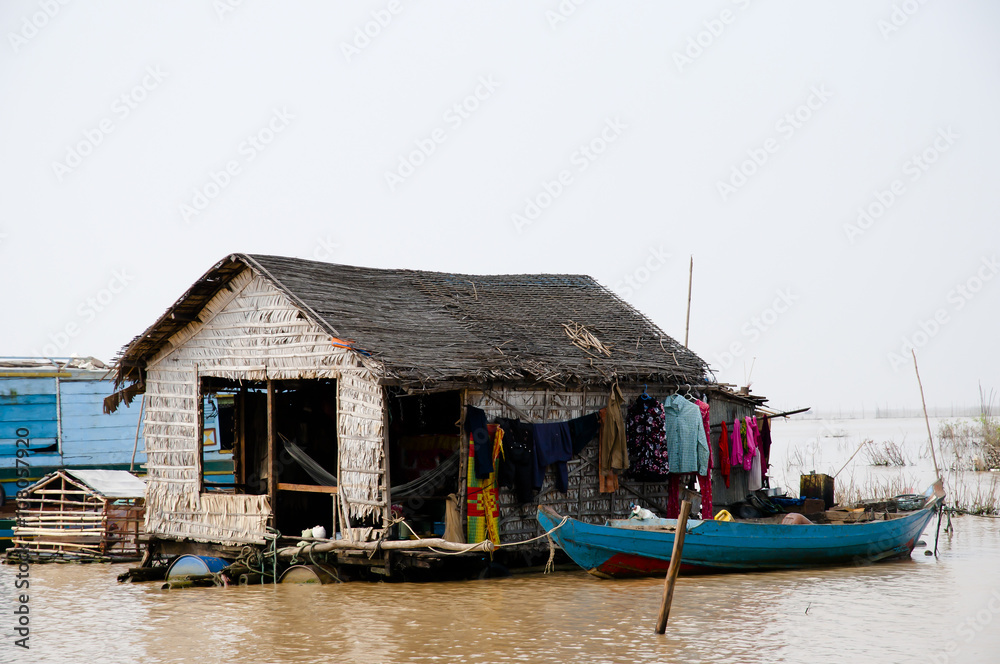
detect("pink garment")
[731,418,743,468]
[745,416,759,459]
[741,418,753,472]
[694,400,713,519]
[695,400,712,470]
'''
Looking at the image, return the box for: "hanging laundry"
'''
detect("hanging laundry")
[667,473,682,518]
[694,399,713,520]
[568,411,600,455]
[740,419,753,472]
[731,418,744,469]
[626,395,669,481]
[718,420,731,488]
[747,416,763,491]
[695,399,711,444]
[598,409,619,493]
[601,383,628,472]
[697,473,713,519]
[496,418,537,504]
[465,406,493,480]
[759,415,773,474]
[532,421,573,492]
[466,428,499,545]
[662,395,708,476]
[743,416,758,472]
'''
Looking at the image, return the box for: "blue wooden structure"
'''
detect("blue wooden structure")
[537,493,942,578]
[0,358,234,548]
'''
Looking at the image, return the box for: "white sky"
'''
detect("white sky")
[1,1,998,413]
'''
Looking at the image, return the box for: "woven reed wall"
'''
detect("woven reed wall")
[142,269,385,545]
[338,372,385,522]
[467,385,680,546]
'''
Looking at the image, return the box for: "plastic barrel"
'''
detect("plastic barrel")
[166,555,230,580]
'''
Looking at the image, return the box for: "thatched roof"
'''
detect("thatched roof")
[108,253,709,403]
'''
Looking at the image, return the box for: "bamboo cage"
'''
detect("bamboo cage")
[10,469,145,563]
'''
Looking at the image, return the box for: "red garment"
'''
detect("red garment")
[697,473,713,519]
[718,421,731,488]
[667,474,682,518]
[695,399,712,470]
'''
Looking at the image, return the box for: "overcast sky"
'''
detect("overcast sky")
[2,1,997,413]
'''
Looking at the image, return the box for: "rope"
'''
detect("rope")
[494,516,570,548]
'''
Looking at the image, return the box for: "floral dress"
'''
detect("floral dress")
[625,396,669,481]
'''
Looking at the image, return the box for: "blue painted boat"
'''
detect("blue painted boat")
[537,490,943,578]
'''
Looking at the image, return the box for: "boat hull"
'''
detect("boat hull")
[537,505,938,578]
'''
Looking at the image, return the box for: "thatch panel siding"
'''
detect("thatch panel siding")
[338,372,385,522]
[141,269,380,545]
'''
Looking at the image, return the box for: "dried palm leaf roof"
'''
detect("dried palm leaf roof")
[107,253,709,408]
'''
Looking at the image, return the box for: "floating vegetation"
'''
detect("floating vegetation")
[864,439,910,467]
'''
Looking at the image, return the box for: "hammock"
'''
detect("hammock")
[390,451,460,500]
[279,433,460,498]
[279,434,338,487]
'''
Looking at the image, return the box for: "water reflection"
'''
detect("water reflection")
[3,515,998,663]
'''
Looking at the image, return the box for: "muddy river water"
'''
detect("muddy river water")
[3,417,999,663]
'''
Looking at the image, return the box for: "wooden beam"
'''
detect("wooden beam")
[277,483,338,495]
[267,378,277,527]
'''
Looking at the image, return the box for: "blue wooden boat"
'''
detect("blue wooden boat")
[537,490,943,578]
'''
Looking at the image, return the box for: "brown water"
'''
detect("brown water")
[2,514,999,664]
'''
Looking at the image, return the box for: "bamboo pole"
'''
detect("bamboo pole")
[276,537,491,559]
[911,350,941,478]
[130,393,146,472]
[656,499,691,634]
[683,256,693,348]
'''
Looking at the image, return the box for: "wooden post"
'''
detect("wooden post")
[912,350,941,478]
[655,499,691,634]
[266,379,277,526]
[236,387,246,489]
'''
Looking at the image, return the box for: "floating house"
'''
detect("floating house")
[105,254,769,575]
[11,469,146,562]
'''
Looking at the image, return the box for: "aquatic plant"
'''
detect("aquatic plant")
[864,439,909,467]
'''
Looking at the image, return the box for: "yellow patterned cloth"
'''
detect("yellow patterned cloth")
[466,427,501,545]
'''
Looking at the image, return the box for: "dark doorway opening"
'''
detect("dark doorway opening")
[199,377,339,537]
[386,389,462,538]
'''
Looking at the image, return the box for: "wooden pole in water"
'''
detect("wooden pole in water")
[655,499,691,634]
[911,350,941,478]
[683,256,693,348]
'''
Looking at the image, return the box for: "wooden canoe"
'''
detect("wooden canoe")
[537,495,941,578]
